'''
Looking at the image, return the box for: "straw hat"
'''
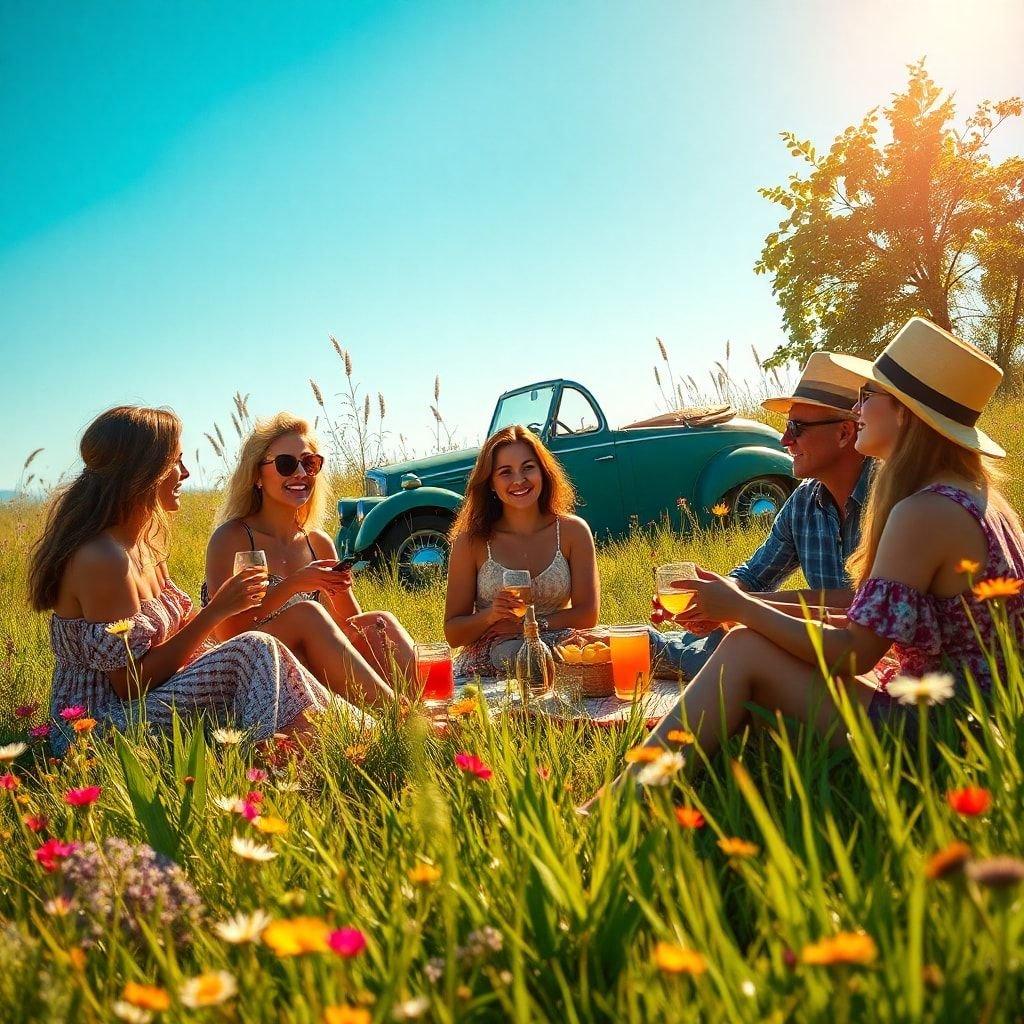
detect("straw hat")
[831,317,1005,458]
[762,351,863,417]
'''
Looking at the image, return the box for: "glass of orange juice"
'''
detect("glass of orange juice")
[502,569,532,617]
[655,563,698,616]
[608,624,651,702]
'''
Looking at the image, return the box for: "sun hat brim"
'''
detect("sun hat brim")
[830,353,1005,459]
[761,396,858,416]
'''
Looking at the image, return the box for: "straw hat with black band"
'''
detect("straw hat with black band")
[831,316,1005,459]
[762,351,864,418]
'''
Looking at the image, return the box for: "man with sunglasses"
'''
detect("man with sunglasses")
[651,352,872,679]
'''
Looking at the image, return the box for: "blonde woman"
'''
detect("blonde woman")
[204,413,415,702]
[30,406,336,753]
[587,319,1024,802]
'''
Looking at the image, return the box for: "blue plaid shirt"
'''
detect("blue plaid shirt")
[730,461,873,593]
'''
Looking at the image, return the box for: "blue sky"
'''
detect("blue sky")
[2,0,1022,490]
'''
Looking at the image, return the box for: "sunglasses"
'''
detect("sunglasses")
[259,453,325,477]
[858,384,888,406]
[784,418,849,439]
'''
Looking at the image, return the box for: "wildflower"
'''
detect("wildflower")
[717,837,759,859]
[654,941,708,975]
[213,909,272,944]
[887,673,955,706]
[262,917,331,956]
[956,559,981,575]
[276,779,303,793]
[212,727,244,745]
[536,765,551,780]
[44,896,75,916]
[711,503,730,517]
[666,729,695,746]
[637,751,685,787]
[230,835,278,862]
[15,703,39,718]
[0,773,19,791]
[947,786,991,816]
[462,926,503,959]
[60,705,87,721]
[179,971,238,1008]
[29,724,50,739]
[0,741,28,761]
[34,838,79,872]
[213,795,245,814]
[246,767,268,783]
[122,982,171,1011]
[674,806,705,829]
[676,497,688,510]
[624,746,661,764]
[972,577,1024,601]
[966,857,1024,890]
[253,815,288,836]
[325,1009,372,1024]
[106,619,134,637]
[454,752,493,781]
[344,741,369,765]
[69,947,87,971]
[391,996,430,1020]
[448,698,477,718]
[408,863,442,886]
[112,1003,153,1024]
[925,842,972,881]
[73,717,98,734]
[329,927,367,958]
[801,931,877,967]
[65,785,102,807]
[24,813,48,832]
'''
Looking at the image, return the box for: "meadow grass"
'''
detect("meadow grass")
[1,394,1023,1021]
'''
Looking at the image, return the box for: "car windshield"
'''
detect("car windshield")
[490,385,557,435]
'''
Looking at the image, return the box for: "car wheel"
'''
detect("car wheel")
[726,476,792,526]
[380,512,453,587]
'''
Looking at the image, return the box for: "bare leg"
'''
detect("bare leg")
[256,601,395,708]
[343,611,417,693]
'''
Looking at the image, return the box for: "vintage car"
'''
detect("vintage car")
[336,379,794,583]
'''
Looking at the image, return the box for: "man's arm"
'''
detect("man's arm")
[728,492,800,593]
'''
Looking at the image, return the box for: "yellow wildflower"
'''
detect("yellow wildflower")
[717,837,759,859]
[324,1009,372,1024]
[666,729,694,746]
[253,816,289,836]
[408,863,442,886]
[105,619,134,637]
[654,942,708,975]
[711,503,730,518]
[262,917,332,957]
[973,577,1024,602]
[122,983,171,1011]
[624,746,661,764]
[955,559,980,575]
[801,931,877,967]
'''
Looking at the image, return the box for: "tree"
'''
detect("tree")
[756,60,1024,371]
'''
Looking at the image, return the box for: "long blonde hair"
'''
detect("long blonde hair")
[215,413,327,532]
[29,406,182,611]
[848,410,1006,585]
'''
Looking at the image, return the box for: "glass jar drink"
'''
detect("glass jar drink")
[233,549,269,575]
[415,642,455,708]
[502,569,533,617]
[608,624,651,702]
[655,562,698,616]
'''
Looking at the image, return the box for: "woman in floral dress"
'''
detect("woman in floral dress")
[29,406,384,754]
[593,318,1024,795]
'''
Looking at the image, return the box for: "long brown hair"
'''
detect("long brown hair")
[450,426,576,542]
[28,406,183,611]
[847,409,1007,585]
[215,412,326,532]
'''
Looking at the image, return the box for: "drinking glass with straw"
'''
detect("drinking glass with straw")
[502,569,533,618]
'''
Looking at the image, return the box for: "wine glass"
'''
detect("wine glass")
[233,549,269,576]
[502,569,532,617]
[655,562,698,616]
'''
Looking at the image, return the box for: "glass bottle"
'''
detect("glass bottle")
[515,605,555,701]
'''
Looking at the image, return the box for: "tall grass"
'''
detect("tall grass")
[0,395,1023,1021]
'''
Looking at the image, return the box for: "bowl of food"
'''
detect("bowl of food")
[553,636,614,698]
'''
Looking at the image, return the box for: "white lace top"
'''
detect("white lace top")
[475,518,572,616]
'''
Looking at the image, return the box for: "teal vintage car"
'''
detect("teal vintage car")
[336,379,793,583]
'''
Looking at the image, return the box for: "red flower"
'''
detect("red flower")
[24,814,48,833]
[674,806,706,829]
[947,786,991,817]
[64,786,102,807]
[15,703,39,719]
[241,801,260,822]
[0,773,19,791]
[34,838,79,872]
[245,791,264,805]
[29,724,51,739]
[536,765,551,781]
[454,752,493,781]
[328,927,367,957]
[247,768,268,783]
[59,705,87,721]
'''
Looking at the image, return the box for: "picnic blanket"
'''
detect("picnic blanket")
[455,675,684,728]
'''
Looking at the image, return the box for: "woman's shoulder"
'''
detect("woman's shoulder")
[207,519,250,553]
[67,535,131,583]
[306,528,338,559]
[558,514,594,543]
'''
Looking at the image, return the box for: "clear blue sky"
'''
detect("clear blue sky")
[2,0,1022,490]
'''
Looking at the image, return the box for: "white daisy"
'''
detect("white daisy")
[637,751,686,787]
[230,834,277,862]
[212,909,272,944]
[44,896,75,916]
[179,970,238,1008]
[887,672,956,706]
[0,741,28,762]
[112,1003,153,1024]
[392,995,431,1020]
[212,727,245,745]
[213,795,245,814]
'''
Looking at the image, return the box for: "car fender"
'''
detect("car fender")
[353,486,463,552]
[694,446,793,519]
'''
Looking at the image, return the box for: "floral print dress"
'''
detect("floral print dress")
[49,579,335,754]
[847,485,1024,717]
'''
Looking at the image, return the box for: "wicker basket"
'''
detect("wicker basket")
[554,659,614,699]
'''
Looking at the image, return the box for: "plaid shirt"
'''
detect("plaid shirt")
[730,461,873,593]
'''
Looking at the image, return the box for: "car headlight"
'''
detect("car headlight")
[355,500,367,524]
[365,472,387,497]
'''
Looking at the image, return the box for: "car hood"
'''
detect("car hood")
[378,446,480,485]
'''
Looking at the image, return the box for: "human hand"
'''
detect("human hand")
[650,596,723,636]
[289,560,354,596]
[208,566,269,618]
[488,589,525,625]
[669,568,747,626]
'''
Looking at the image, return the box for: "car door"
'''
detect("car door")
[544,384,624,542]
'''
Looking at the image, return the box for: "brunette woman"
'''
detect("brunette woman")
[445,425,599,677]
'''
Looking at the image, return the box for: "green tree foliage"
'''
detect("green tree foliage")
[756,60,1024,371]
